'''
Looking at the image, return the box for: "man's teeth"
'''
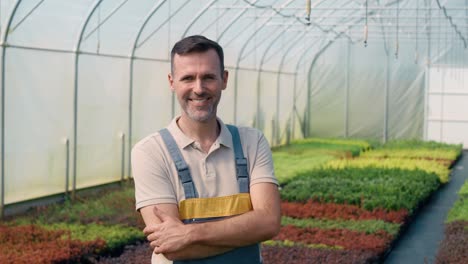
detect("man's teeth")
[192,98,207,102]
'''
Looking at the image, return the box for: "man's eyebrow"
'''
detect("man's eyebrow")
[178,74,193,80]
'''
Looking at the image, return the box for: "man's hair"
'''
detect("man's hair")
[171,35,224,75]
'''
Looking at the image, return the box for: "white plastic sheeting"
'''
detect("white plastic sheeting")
[0,0,467,211]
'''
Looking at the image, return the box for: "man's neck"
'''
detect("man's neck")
[177,115,220,152]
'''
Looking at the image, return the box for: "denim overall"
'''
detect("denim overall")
[159,125,261,264]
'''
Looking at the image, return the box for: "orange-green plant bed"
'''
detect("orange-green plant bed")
[0,224,105,264]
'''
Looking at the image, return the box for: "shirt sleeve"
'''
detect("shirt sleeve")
[131,140,178,211]
[244,128,279,187]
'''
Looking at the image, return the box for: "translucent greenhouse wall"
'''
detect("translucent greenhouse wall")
[308,39,426,141]
[0,0,467,213]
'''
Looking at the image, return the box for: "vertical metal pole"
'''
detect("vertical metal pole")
[384,50,390,143]
[306,64,311,138]
[73,0,104,200]
[64,138,70,197]
[345,39,350,138]
[128,1,167,179]
[170,0,176,120]
[424,0,431,140]
[440,65,445,142]
[120,133,125,183]
[233,67,238,124]
[271,118,275,146]
[1,0,22,219]
[291,73,297,139]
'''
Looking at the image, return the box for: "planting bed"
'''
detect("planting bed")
[0,139,462,263]
[435,177,468,263]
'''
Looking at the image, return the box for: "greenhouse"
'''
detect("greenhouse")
[0,0,467,263]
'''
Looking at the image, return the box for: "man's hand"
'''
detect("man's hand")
[143,207,191,254]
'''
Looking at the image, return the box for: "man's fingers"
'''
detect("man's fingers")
[143,226,155,235]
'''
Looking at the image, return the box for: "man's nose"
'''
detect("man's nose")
[193,79,204,94]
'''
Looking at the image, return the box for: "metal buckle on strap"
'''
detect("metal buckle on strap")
[178,166,192,183]
[236,158,248,178]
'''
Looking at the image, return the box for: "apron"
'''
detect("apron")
[159,125,262,264]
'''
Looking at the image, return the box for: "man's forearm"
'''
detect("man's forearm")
[147,183,281,256]
[186,206,279,248]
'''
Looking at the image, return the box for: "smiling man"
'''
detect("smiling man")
[131,35,281,264]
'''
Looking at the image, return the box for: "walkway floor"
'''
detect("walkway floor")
[384,150,468,264]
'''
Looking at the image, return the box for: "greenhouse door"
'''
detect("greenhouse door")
[426,67,468,148]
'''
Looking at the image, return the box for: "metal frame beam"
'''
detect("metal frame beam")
[0,0,22,219]
[127,0,168,179]
[72,0,105,200]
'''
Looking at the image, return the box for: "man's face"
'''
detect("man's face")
[168,49,228,123]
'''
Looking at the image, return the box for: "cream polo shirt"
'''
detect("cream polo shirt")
[131,117,278,264]
[132,117,278,209]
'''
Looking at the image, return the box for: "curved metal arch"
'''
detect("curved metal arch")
[231,0,306,125]
[0,0,22,219]
[290,36,327,137]
[181,0,218,38]
[262,30,305,66]
[254,24,299,135]
[136,0,191,50]
[198,0,241,37]
[72,0,104,199]
[274,30,309,141]
[221,6,274,49]
[9,0,45,33]
[305,37,341,137]
[239,25,284,62]
[216,0,261,42]
[127,0,168,178]
[83,0,130,41]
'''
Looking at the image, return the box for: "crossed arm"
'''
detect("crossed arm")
[140,182,281,261]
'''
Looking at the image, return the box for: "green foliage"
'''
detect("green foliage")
[9,183,145,254]
[273,138,373,183]
[380,139,463,151]
[362,140,462,162]
[447,180,468,223]
[446,197,468,223]
[361,149,460,161]
[281,216,400,236]
[262,239,343,249]
[325,158,450,183]
[273,152,335,184]
[16,183,143,228]
[281,167,440,211]
[277,138,369,157]
[290,138,372,152]
[459,180,468,196]
[40,223,145,250]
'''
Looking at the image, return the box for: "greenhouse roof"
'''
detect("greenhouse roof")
[2,0,467,71]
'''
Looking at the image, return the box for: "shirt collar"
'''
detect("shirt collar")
[166,116,234,150]
[167,116,194,149]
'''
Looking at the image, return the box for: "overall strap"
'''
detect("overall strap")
[159,128,198,199]
[226,125,250,193]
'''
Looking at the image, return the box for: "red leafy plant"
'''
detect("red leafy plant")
[0,224,106,264]
[281,200,408,224]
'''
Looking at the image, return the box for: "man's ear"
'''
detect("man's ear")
[222,70,229,90]
[168,73,174,92]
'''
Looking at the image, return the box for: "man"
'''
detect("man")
[131,35,281,264]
